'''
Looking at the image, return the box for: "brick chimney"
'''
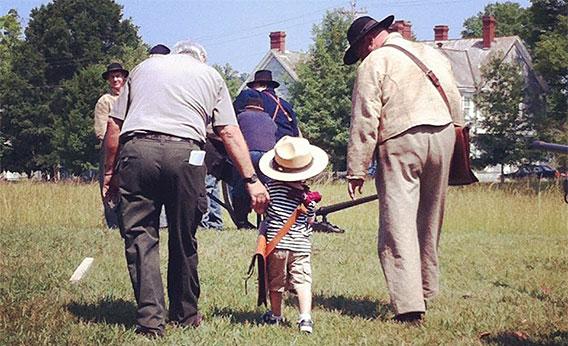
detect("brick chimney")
[482,15,496,49]
[434,25,449,41]
[390,20,412,40]
[270,31,286,52]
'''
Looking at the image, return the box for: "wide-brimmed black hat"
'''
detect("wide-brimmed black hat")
[149,44,170,55]
[343,15,395,65]
[101,63,129,80]
[246,70,280,89]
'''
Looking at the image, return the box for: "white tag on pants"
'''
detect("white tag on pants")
[189,150,205,166]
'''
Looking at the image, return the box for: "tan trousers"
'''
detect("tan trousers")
[375,124,455,315]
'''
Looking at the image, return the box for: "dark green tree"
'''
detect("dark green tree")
[213,63,248,99]
[1,1,143,175]
[50,65,106,174]
[461,2,529,38]
[525,0,567,47]
[0,10,22,75]
[25,0,140,85]
[529,1,567,148]
[0,10,23,169]
[0,41,53,173]
[289,10,355,170]
[473,54,533,180]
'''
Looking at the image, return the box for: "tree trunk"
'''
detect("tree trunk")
[500,164,505,183]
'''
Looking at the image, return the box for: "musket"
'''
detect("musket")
[529,141,568,154]
[312,194,379,233]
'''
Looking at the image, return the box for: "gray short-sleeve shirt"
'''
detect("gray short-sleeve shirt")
[111,54,237,143]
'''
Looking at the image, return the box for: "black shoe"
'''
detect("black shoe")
[135,327,164,338]
[394,311,424,325]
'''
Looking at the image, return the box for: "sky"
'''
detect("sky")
[2,0,531,73]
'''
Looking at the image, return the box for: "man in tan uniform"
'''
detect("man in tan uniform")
[94,63,128,141]
[344,15,463,323]
[94,63,128,228]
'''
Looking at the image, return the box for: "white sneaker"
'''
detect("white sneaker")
[298,319,313,334]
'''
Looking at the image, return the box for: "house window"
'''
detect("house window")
[462,94,479,130]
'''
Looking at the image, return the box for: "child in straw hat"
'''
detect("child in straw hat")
[257,136,329,334]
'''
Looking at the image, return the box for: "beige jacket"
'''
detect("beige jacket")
[347,32,463,178]
[93,93,118,141]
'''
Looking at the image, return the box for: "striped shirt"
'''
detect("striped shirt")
[263,181,316,253]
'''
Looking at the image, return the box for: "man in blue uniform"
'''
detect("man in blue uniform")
[233,70,299,140]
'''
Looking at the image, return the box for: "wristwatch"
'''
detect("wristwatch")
[244,173,259,184]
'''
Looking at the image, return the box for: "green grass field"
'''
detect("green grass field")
[1,181,567,345]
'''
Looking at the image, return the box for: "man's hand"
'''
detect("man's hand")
[246,180,270,214]
[348,178,365,200]
[102,173,119,207]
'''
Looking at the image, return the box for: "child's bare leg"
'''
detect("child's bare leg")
[296,285,312,316]
[269,291,283,316]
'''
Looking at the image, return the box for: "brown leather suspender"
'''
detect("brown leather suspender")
[382,44,452,114]
[263,91,293,122]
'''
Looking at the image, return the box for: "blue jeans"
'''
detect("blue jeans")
[230,150,269,227]
[200,174,223,229]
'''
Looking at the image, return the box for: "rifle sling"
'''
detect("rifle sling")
[264,204,307,257]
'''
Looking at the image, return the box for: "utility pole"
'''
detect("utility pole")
[338,0,367,18]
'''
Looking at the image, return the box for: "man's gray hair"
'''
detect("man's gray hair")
[174,40,208,63]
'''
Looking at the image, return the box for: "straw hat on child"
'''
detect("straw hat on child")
[259,136,329,182]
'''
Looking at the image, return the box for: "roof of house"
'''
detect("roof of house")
[423,36,546,93]
[238,49,306,95]
[241,34,545,96]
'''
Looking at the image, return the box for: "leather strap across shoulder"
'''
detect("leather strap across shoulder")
[264,204,308,257]
[382,44,452,114]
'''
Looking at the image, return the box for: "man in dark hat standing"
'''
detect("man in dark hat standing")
[233,69,299,141]
[344,15,463,324]
[94,62,128,228]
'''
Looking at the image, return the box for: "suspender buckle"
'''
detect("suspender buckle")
[426,70,440,87]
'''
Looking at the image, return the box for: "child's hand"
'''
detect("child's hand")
[303,191,322,207]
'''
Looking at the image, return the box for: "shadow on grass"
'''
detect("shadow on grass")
[67,297,136,328]
[312,293,391,320]
[211,307,297,327]
[211,294,389,325]
[480,330,568,345]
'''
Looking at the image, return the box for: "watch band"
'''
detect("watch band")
[244,173,258,184]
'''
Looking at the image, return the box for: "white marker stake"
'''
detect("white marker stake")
[69,257,94,283]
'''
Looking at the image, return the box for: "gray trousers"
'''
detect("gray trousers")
[117,136,207,332]
[375,124,455,315]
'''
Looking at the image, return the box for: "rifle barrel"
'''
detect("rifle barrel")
[316,194,378,216]
[530,141,568,154]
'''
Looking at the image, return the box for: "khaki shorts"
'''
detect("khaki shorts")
[267,249,312,293]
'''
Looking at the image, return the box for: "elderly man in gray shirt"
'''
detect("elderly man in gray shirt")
[102,40,269,337]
